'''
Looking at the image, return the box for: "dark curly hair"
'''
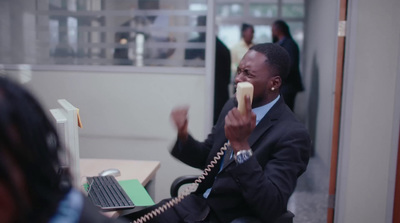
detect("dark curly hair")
[0,76,71,222]
[273,20,292,38]
[241,23,254,34]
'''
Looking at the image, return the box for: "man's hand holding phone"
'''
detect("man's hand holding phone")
[225,95,256,154]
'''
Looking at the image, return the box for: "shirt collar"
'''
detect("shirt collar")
[49,188,83,223]
[278,37,287,45]
[240,38,254,47]
[252,95,280,125]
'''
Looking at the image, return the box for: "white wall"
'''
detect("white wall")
[336,0,400,222]
[8,69,207,202]
[302,0,339,168]
[25,70,206,140]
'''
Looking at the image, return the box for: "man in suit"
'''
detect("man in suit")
[123,43,310,223]
[272,20,304,111]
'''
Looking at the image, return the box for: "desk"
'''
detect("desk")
[80,159,160,198]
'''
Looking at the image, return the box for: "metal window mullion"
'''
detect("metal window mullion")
[205,0,215,137]
[35,9,207,17]
[2,64,206,75]
[216,16,303,25]
[36,0,51,62]
[37,41,206,49]
[37,25,208,33]
[278,0,282,18]
[243,1,250,19]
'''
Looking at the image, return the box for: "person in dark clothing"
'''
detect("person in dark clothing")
[185,16,231,125]
[212,38,231,125]
[272,20,304,111]
[113,29,132,65]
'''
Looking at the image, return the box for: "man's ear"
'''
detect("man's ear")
[271,76,282,90]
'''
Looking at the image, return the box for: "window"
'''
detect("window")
[282,0,305,18]
[249,4,278,18]
[0,0,210,68]
[216,0,305,52]
[217,4,243,17]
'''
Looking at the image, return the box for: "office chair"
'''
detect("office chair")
[170,175,294,223]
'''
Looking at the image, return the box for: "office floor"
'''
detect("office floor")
[288,156,330,223]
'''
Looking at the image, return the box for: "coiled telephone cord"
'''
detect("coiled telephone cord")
[132,142,230,223]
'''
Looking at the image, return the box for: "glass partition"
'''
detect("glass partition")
[216,0,305,54]
[0,0,209,68]
[217,4,243,17]
[249,3,278,18]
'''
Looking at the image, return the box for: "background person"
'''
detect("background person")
[230,23,254,81]
[272,20,304,111]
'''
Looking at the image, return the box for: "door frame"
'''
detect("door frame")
[327,0,348,222]
[392,28,400,223]
[394,129,400,222]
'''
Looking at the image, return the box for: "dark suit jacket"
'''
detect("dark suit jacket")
[171,97,311,223]
[279,37,304,93]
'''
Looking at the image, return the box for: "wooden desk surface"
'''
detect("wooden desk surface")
[80,159,160,218]
[80,158,160,186]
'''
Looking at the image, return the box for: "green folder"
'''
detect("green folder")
[84,179,154,206]
[118,179,155,206]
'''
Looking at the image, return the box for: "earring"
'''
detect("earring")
[271,87,275,91]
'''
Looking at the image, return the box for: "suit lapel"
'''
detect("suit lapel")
[250,96,285,148]
[219,97,286,172]
[197,102,230,191]
[221,144,234,169]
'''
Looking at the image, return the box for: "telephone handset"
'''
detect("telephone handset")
[236,82,254,115]
[132,82,254,223]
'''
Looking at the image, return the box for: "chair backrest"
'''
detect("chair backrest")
[274,211,294,223]
[170,175,198,197]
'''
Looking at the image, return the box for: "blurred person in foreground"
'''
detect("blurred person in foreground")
[272,20,304,111]
[0,76,127,223]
